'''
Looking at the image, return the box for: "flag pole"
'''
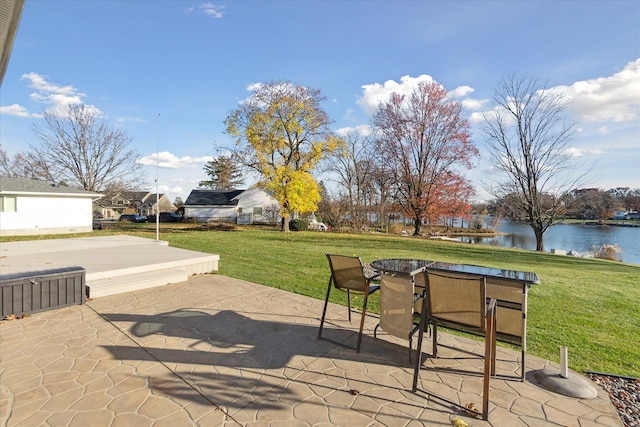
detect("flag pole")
[156,113,160,242]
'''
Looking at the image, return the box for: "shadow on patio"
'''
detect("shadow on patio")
[98,308,443,420]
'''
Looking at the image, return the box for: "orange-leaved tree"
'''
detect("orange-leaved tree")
[373,81,478,236]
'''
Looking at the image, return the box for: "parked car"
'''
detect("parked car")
[118,214,147,223]
[147,212,183,223]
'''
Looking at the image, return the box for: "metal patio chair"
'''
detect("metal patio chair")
[412,269,497,420]
[318,254,380,352]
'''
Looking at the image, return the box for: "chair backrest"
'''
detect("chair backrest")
[424,269,486,329]
[326,254,367,291]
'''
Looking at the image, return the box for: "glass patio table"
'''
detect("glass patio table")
[370,258,539,379]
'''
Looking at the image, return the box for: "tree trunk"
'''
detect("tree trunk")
[282,216,291,232]
[533,227,545,252]
[413,217,421,236]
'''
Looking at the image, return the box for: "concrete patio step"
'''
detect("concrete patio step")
[87,267,189,298]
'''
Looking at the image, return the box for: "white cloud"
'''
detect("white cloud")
[469,105,507,124]
[468,111,485,124]
[21,72,77,95]
[17,72,102,117]
[564,146,605,157]
[246,82,263,92]
[357,74,435,115]
[336,125,373,137]
[357,75,483,117]
[448,85,474,98]
[557,58,640,123]
[199,3,225,18]
[461,98,487,111]
[565,147,586,157]
[185,3,225,18]
[0,104,39,118]
[116,116,147,125]
[138,151,214,169]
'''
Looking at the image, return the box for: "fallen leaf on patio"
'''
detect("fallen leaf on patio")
[464,402,479,417]
[349,389,360,395]
[450,417,468,427]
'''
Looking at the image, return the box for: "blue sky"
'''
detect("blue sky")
[1,0,639,203]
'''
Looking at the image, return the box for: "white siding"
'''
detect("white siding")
[0,195,94,236]
[185,206,237,222]
[184,189,280,224]
[234,188,278,223]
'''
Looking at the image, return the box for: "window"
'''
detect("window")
[0,196,17,212]
[238,207,243,213]
[253,207,263,215]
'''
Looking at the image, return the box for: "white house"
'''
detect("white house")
[0,177,103,236]
[184,188,280,224]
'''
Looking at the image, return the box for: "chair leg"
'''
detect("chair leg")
[318,277,333,340]
[432,323,438,358]
[347,289,352,323]
[491,327,497,376]
[356,286,370,352]
[412,293,430,391]
[482,299,497,421]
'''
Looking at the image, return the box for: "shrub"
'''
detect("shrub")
[289,219,308,231]
[470,217,484,230]
[593,244,623,262]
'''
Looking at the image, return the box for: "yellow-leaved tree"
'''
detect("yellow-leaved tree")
[225,81,341,231]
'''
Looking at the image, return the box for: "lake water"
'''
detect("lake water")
[459,220,640,265]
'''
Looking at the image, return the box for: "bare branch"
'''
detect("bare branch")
[30,104,144,192]
[481,74,589,251]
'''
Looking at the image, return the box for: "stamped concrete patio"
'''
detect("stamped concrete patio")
[0,273,622,426]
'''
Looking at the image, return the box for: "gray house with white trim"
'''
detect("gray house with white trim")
[184,188,279,225]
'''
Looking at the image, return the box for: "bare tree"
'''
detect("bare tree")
[374,81,477,236]
[31,104,144,192]
[0,149,50,180]
[481,74,586,251]
[325,131,377,232]
[315,182,348,230]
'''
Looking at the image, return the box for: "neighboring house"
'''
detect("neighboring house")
[184,188,280,224]
[94,191,175,219]
[612,211,627,220]
[0,176,102,236]
[625,211,640,220]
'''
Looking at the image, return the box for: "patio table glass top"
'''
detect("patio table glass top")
[370,258,540,284]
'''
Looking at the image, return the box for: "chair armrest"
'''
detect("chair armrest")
[363,264,381,281]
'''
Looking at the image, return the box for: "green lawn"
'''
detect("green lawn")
[3,224,639,377]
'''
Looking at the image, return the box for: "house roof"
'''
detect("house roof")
[0,0,23,86]
[93,191,169,207]
[121,191,150,202]
[0,176,103,198]
[184,189,245,206]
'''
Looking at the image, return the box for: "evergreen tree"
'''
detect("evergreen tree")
[199,155,244,189]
